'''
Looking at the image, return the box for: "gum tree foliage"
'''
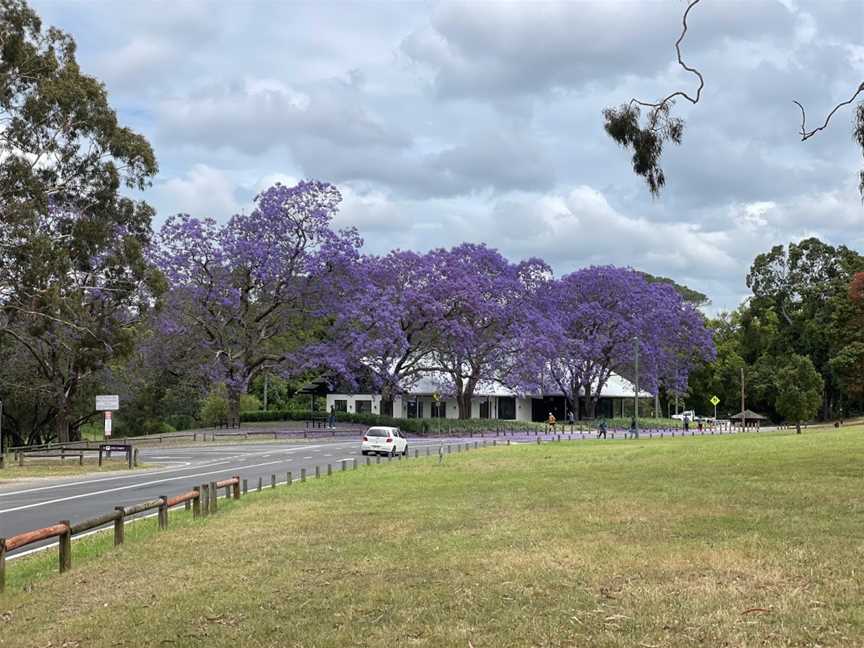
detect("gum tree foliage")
[526,266,715,420]
[774,354,824,434]
[746,238,864,419]
[603,0,864,197]
[152,181,361,426]
[0,0,158,443]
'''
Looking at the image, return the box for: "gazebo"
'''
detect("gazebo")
[730,409,768,429]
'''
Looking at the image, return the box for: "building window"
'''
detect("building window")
[430,401,446,418]
[355,400,372,414]
[479,399,491,419]
[498,397,516,420]
[407,400,424,419]
[333,400,348,413]
[380,399,393,417]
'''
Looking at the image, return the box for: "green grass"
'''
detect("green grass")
[0,458,147,482]
[2,426,863,647]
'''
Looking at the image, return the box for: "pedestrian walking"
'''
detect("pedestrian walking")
[328,405,336,429]
[628,416,638,439]
[547,412,557,433]
[597,418,607,439]
[683,415,690,434]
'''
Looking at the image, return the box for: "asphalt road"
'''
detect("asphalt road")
[0,436,454,557]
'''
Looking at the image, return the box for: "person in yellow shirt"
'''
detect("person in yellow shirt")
[547,412,557,433]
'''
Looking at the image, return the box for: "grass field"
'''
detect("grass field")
[1,426,862,647]
[0,458,146,482]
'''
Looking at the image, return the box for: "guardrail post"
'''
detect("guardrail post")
[376,455,380,464]
[365,456,370,466]
[192,490,201,518]
[158,497,168,530]
[233,477,241,499]
[0,540,6,592]
[316,465,321,479]
[326,464,331,476]
[507,439,510,446]
[257,477,263,492]
[242,479,248,495]
[341,459,347,472]
[209,481,218,513]
[271,474,276,489]
[353,458,357,470]
[200,484,209,517]
[184,499,191,512]
[301,468,306,482]
[287,471,292,485]
[536,437,541,445]
[114,507,126,543]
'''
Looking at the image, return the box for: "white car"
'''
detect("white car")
[672,410,697,421]
[361,426,408,456]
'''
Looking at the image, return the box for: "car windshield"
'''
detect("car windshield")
[366,429,390,437]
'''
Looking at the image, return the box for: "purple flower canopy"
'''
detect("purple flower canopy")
[150,180,715,419]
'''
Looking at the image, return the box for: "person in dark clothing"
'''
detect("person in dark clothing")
[628,416,638,439]
[328,405,336,429]
[597,418,608,439]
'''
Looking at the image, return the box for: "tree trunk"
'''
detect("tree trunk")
[227,385,243,428]
[457,392,472,419]
[55,405,71,444]
[585,397,597,419]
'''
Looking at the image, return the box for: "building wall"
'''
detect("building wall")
[326,393,532,421]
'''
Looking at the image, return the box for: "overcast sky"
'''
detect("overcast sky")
[33,0,864,310]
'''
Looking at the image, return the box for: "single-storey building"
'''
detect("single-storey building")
[304,372,651,422]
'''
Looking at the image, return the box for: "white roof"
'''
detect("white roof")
[332,371,651,398]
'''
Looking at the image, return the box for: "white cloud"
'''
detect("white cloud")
[154,164,242,220]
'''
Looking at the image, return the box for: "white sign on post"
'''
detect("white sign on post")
[95,395,120,411]
[104,411,113,436]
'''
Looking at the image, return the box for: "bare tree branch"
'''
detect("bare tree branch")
[629,0,705,112]
[794,81,864,141]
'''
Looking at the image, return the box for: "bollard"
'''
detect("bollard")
[426,446,430,457]
[158,497,169,530]
[536,437,541,445]
[301,468,306,482]
[184,499,191,512]
[414,449,419,458]
[327,464,331,476]
[376,455,381,464]
[287,471,292,485]
[493,440,497,446]
[316,465,321,479]
[209,481,218,513]
[58,521,71,573]
[271,474,276,489]
[200,484,210,517]
[233,477,241,499]
[474,441,479,449]
[342,459,347,472]
[507,439,510,446]
[366,456,371,466]
[353,458,357,470]
[447,445,452,454]
[192,491,201,518]
[242,479,248,495]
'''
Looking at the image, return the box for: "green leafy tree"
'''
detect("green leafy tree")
[0,0,158,442]
[775,355,824,434]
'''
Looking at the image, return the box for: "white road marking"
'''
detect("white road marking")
[0,442,358,499]
[0,457,307,515]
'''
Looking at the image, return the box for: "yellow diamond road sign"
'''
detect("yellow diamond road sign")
[710,395,720,406]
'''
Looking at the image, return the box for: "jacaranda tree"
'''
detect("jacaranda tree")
[527,266,714,420]
[153,181,361,425]
[420,244,550,419]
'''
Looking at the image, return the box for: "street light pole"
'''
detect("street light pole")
[0,399,4,469]
[633,336,640,439]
